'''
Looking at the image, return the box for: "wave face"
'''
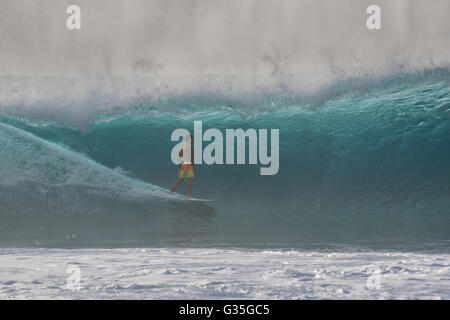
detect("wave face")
[0,70,449,248]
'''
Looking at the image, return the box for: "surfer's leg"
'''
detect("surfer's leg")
[170,178,184,194]
[187,178,193,198]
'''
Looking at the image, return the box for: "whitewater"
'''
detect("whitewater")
[0,248,449,299]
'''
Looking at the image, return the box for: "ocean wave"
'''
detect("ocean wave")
[0,70,449,247]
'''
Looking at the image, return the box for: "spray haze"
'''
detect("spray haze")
[0,0,448,77]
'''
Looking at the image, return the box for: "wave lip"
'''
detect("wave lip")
[0,68,449,130]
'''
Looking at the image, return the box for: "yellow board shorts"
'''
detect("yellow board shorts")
[179,164,194,179]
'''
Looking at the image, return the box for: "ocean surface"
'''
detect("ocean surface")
[0,69,449,298]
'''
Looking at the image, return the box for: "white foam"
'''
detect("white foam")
[0,248,448,299]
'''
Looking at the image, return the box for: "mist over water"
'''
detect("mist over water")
[0,1,449,249]
[0,0,449,130]
[0,0,449,78]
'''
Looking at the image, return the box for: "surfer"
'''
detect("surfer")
[169,134,195,198]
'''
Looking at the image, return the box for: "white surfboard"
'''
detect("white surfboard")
[168,191,219,202]
[185,197,220,202]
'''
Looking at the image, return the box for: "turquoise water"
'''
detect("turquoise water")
[0,70,449,249]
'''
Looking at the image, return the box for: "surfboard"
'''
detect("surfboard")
[185,198,220,202]
[168,192,219,202]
